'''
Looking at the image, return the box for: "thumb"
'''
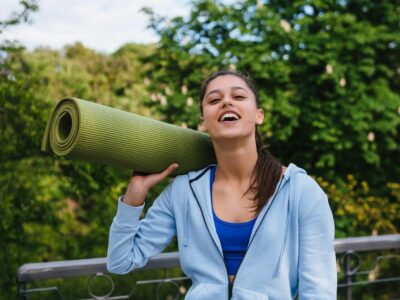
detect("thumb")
[159,163,179,179]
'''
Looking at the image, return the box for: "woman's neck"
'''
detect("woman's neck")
[212,137,258,183]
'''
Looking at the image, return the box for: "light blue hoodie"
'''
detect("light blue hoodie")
[107,163,337,299]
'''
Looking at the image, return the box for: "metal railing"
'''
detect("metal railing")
[17,234,400,300]
[335,234,400,300]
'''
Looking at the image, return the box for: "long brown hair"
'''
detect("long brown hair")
[199,70,283,213]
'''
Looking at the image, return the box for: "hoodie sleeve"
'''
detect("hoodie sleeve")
[298,186,337,299]
[106,181,176,274]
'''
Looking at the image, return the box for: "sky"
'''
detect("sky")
[0,0,191,53]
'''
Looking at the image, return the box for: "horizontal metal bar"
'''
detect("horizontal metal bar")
[334,234,400,253]
[17,234,400,283]
[17,252,181,282]
[136,276,189,285]
[338,276,400,287]
[22,287,59,293]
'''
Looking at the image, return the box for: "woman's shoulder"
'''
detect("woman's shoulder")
[286,163,328,209]
[285,164,333,222]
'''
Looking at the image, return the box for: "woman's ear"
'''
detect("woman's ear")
[199,117,207,132]
[256,108,264,125]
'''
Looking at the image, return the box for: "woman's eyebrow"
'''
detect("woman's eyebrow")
[231,86,247,92]
[205,89,221,98]
[205,86,247,98]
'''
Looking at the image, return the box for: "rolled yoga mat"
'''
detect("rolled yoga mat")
[41,97,216,176]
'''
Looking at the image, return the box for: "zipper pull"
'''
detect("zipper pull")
[228,282,233,299]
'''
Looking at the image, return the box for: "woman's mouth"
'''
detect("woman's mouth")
[219,112,240,122]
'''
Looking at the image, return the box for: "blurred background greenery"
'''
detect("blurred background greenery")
[0,0,399,299]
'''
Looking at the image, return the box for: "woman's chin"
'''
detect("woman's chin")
[210,131,254,143]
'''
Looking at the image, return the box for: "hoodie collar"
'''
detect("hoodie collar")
[187,163,307,254]
[188,165,222,254]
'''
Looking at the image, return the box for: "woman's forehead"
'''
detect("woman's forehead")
[205,75,249,92]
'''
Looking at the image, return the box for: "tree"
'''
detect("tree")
[0,3,158,296]
[142,0,400,191]
[0,0,38,35]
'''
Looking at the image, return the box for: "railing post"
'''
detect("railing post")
[344,251,352,300]
[17,281,27,300]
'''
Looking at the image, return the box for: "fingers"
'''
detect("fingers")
[125,163,179,206]
[159,163,179,179]
[130,163,179,184]
[144,163,179,188]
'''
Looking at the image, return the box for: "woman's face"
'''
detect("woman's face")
[201,75,264,142]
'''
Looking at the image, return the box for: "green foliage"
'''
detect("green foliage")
[1,0,399,299]
[315,175,400,237]
[22,42,156,114]
[0,41,157,298]
[142,0,400,189]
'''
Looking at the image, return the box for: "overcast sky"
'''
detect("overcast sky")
[0,0,191,53]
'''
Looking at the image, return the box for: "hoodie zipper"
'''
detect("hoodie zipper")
[228,282,233,299]
[189,183,232,300]
[230,174,285,292]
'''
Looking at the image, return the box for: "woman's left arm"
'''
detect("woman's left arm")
[298,191,337,299]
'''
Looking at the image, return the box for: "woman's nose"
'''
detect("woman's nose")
[222,96,233,107]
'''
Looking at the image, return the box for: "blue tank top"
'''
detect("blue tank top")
[210,166,257,276]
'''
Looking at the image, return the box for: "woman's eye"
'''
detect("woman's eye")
[209,98,220,103]
[234,95,245,100]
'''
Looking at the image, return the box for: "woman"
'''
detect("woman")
[107,70,337,299]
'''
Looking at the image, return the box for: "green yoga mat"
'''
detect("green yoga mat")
[41,97,216,176]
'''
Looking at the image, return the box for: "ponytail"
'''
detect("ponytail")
[250,131,283,213]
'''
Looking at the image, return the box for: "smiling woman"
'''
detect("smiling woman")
[201,74,264,140]
[199,70,283,215]
[107,70,337,299]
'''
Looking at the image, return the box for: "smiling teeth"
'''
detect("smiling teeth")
[221,113,240,121]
